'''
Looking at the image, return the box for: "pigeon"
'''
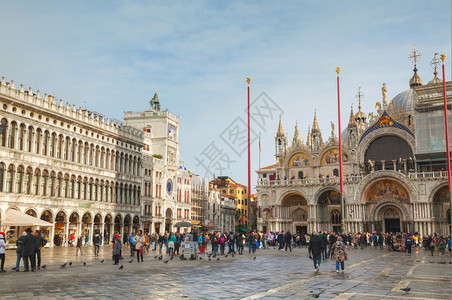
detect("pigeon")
[232,254,235,258]
[208,253,212,258]
[253,256,257,260]
[199,256,203,260]
[119,265,124,270]
[61,263,67,268]
[179,256,184,260]
[217,258,220,261]
[100,259,105,263]
[312,293,320,298]
[83,262,86,266]
[154,255,158,259]
[225,254,228,258]
[400,288,411,292]
[158,255,163,260]
[11,267,16,271]
[163,260,169,264]
[209,258,211,261]
[41,265,47,269]
[170,256,174,260]
[69,261,72,266]
[128,259,134,263]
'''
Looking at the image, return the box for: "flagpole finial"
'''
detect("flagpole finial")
[441,54,446,63]
[336,67,340,75]
[246,77,251,85]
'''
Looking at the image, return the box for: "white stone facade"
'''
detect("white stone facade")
[0,76,145,245]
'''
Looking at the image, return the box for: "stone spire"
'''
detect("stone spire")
[276,116,284,137]
[306,125,312,148]
[312,110,320,132]
[292,122,303,146]
[348,104,356,125]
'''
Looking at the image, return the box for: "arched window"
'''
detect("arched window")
[6,164,15,193]
[42,170,49,196]
[77,141,83,163]
[365,135,413,172]
[331,209,341,224]
[63,174,70,198]
[298,171,304,179]
[35,128,42,154]
[43,131,49,156]
[56,135,63,159]
[15,165,24,193]
[82,177,87,200]
[89,144,94,166]
[105,150,110,169]
[84,142,89,164]
[27,126,34,153]
[56,172,63,197]
[0,163,5,192]
[64,137,70,160]
[50,133,57,157]
[71,139,77,162]
[25,167,33,194]
[100,148,105,168]
[95,146,100,167]
[49,171,56,196]
[9,122,17,149]
[33,168,41,195]
[18,124,26,151]
[0,119,7,147]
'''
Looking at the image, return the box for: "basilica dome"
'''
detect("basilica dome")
[391,88,415,115]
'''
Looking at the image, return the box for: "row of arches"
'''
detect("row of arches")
[0,119,141,176]
[0,163,141,205]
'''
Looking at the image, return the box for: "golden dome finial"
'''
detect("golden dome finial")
[246,77,251,85]
[429,53,443,85]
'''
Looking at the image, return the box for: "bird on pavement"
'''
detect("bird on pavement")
[225,254,228,258]
[163,260,169,264]
[208,253,212,258]
[253,256,257,260]
[69,262,72,266]
[199,256,203,260]
[83,262,86,266]
[217,258,220,261]
[154,255,158,259]
[41,265,47,269]
[119,265,124,270]
[170,256,174,260]
[208,258,211,262]
[128,259,133,263]
[158,255,163,260]
[60,263,67,268]
[400,288,411,292]
[100,259,105,263]
[312,293,320,298]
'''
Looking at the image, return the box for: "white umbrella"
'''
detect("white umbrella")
[1,209,53,227]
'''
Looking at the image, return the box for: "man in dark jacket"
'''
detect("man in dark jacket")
[93,231,101,256]
[34,230,47,270]
[228,231,235,254]
[308,232,324,272]
[277,231,285,250]
[284,231,292,252]
[22,228,36,272]
[327,232,337,259]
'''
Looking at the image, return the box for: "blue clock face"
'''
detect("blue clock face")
[167,179,173,194]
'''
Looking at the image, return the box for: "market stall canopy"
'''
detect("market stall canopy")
[0,209,53,227]
[174,221,192,228]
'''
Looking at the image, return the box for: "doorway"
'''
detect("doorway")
[384,218,400,233]
[296,226,307,236]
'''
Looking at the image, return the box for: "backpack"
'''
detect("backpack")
[220,236,225,243]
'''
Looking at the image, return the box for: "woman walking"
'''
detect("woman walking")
[333,236,347,273]
[134,230,145,262]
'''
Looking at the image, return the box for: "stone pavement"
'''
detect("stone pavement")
[0,245,450,299]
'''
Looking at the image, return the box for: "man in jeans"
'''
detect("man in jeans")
[34,230,47,270]
[93,231,101,257]
[228,231,235,254]
[309,232,324,272]
[327,232,337,259]
[129,233,135,257]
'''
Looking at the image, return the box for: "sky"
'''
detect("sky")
[0,1,451,191]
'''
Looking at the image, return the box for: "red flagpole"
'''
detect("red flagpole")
[247,77,251,229]
[336,67,345,232]
[440,55,452,235]
[440,55,451,191]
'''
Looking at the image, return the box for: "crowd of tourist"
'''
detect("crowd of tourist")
[0,228,450,273]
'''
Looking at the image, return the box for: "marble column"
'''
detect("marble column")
[77,222,82,237]
[89,223,94,245]
[64,222,69,246]
[50,222,55,247]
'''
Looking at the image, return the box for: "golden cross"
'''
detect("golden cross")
[408,44,422,64]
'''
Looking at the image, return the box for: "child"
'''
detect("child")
[113,238,121,265]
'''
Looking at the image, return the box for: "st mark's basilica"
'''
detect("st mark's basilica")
[257,52,452,236]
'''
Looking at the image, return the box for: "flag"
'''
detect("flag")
[259,132,261,152]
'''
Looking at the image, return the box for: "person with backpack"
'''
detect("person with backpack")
[228,231,235,254]
[236,232,244,255]
[437,236,446,257]
[129,233,136,257]
[248,231,256,254]
[15,231,26,272]
[93,231,101,257]
[308,232,324,272]
[219,233,226,255]
[34,230,47,270]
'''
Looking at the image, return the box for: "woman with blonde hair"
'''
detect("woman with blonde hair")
[333,236,347,273]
